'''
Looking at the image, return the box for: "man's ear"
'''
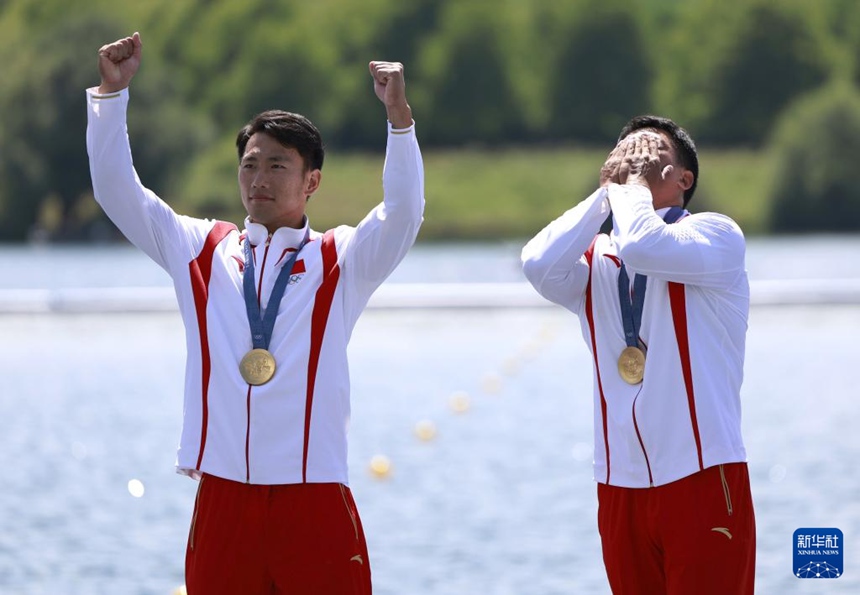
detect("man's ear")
[678,169,694,192]
[305,169,322,198]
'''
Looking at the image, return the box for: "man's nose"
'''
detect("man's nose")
[252,171,269,189]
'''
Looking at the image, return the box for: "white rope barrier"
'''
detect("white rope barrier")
[1,279,859,314]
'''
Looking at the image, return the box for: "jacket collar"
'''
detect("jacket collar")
[244,216,309,248]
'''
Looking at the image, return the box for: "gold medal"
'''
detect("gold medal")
[617,346,645,385]
[239,348,276,386]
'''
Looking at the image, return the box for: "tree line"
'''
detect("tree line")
[1,0,859,241]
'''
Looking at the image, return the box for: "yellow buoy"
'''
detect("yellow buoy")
[449,391,471,413]
[538,323,557,342]
[481,373,503,394]
[520,341,541,360]
[501,357,520,377]
[414,419,437,441]
[369,454,392,478]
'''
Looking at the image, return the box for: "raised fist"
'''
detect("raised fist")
[97,32,142,94]
[369,61,412,129]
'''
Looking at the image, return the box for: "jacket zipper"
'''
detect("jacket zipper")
[189,475,206,551]
[245,235,272,484]
[719,464,734,516]
[631,390,654,487]
[339,484,360,541]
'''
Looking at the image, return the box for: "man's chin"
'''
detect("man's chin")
[246,214,272,227]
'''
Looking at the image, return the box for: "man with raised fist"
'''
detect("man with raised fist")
[88,31,424,594]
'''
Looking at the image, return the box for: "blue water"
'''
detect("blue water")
[1,239,859,594]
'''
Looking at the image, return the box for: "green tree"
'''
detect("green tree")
[329,0,442,148]
[816,0,858,80]
[768,82,860,232]
[414,2,526,146]
[837,0,860,85]
[0,14,215,241]
[544,0,653,144]
[681,0,830,146]
[0,16,124,241]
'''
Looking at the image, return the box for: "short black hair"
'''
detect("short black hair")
[236,110,325,172]
[618,115,698,207]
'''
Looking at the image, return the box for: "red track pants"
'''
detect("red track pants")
[185,474,371,594]
[597,463,756,594]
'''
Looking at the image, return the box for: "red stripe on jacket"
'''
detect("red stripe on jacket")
[585,236,612,484]
[189,222,238,470]
[668,282,705,470]
[303,230,340,482]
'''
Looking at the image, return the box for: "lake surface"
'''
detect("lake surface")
[1,237,859,594]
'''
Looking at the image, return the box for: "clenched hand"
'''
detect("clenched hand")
[97,32,142,94]
[369,61,412,129]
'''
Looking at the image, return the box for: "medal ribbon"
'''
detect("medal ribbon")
[243,230,310,350]
[617,206,687,348]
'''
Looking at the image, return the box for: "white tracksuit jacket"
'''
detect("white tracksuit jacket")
[522,185,749,488]
[86,89,424,485]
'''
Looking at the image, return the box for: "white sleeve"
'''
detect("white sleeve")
[608,184,746,288]
[86,88,216,274]
[521,187,609,312]
[340,122,425,294]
